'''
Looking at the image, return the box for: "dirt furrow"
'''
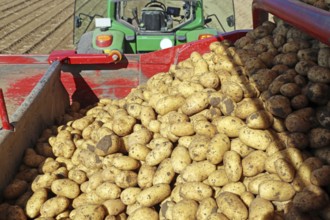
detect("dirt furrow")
[0,0,54,29]
[4,4,74,54]
[0,0,73,53]
[0,0,28,11]
[26,11,74,54]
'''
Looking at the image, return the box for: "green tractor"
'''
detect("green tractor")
[74,0,235,58]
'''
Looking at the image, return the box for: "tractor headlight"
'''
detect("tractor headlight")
[160,38,173,49]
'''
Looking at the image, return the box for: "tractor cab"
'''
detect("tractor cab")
[73,0,235,54]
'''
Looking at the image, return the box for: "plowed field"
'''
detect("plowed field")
[0,0,252,54]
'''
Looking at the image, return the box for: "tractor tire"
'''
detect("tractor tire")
[76,31,103,54]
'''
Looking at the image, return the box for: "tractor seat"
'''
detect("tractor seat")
[140,7,167,31]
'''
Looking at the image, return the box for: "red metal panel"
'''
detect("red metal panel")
[253,0,330,46]
[0,89,12,130]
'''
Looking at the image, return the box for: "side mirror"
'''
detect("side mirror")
[226,15,235,27]
[75,16,82,28]
[205,17,212,25]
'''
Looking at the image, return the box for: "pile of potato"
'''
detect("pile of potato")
[1,14,330,220]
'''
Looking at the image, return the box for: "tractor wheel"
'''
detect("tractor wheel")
[76,31,103,54]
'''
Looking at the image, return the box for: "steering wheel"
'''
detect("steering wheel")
[144,1,166,11]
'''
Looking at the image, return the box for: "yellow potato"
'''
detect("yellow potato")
[180,182,213,201]
[248,198,274,220]
[196,197,218,220]
[242,150,267,177]
[112,156,140,171]
[137,164,156,189]
[223,151,242,182]
[208,168,229,187]
[115,171,138,189]
[103,199,126,216]
[155,95,185,116]
[40,196,70,218]
[128,207,158,220]
[153,158,175,185]
[51,179,80,199]
[259,180,295,201]
[216,192,248,220]
[71,205,106,220]
[26,188,48,218]
[213,116,245,138]
[274,158,295,182]
[95,182,121,200]
[188,135,210,161]
[182,160,216,182]
[206,133,230,164]
[221,182,246,196]
[170,145,192,173]
[181,92,209,116]
[248,173,281,194]
[120,187,141,205]
[172,199,198,220]
[170,122,195,137]
[239,127,274,150]
[145,139,173,166]
[31,173,57,192]
[136,183,171,207]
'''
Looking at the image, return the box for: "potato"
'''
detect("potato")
[265,95,292,118]
[213,116,245,137]
[248,173,281,194]
[307,82,330,105]
[221,182,246,196]
[199,71,220,89]
[180,182,213,201]
[193,120,217,138]
[216,192,248,220]
[295,60,316,76]
[248,198,274,220]
[250,69,278,92]
[182,160,216,182]
[136,183,171,207]
[206,133,230,164]
[181,92,209,116]
[128,207,158,220]
[172,199,198,220]
[68,169,87,184]
[103,199,126,216]
[246,110,274,129]
[259,180,295,201]
[307,65,330,83]
[137,164,156,188]
[265,147,304,173]
[169,122,194,137]
[5,205,27,220]
[23,148,46,167]
[95,182,121,200]
[120,187,141,205]
[152,158,175,185]
[15,168,38,183]
[292,157,323,191]
[309,127,330,148]
[50,179,80,199]
[170,146,191,173]
[221,81,243,102]
[76,149,103,169]
[115,171,138,188]
[145,139,173,166]
[293,185,329,212]
[291,94,309,109]
[112,156,140,171]
[239,127,273,150]
[274,158,295,182]
[208,167,229,187]
[72,205,106,220]
[285,107,315,133]
[26,188,48,218]
[196,197,217,220]
[230,138,254,157]
[235,98,263,119]
[128,143,151,161]
[310,165,330,186]
[155,95,185,116]
[31,173,57,192]
[188,135,209,161]
[240,191,255,207]
[3,179,28,200]
[40,196,70,217]
[223,151,242,182]
[242,150,267,177]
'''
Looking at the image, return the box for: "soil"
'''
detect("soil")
[0,0,253,54]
